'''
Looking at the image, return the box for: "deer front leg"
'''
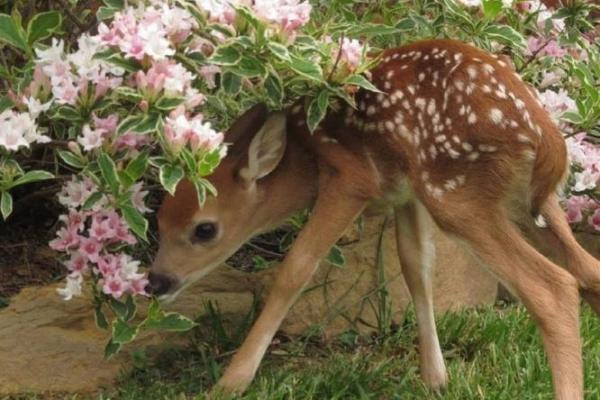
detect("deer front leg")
[214,177,367,394]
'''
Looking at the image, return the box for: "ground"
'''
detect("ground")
[2,187,599,399]
[3,304,599,400]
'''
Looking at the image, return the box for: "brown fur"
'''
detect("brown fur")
[153,40,600,399]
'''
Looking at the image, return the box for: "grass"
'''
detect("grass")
[83,303,600,400]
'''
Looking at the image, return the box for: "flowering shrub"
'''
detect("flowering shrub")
[0,0,598,354]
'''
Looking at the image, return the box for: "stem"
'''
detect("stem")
[518,37,554,73]
[327,33,345,82]
[53,0,87,32]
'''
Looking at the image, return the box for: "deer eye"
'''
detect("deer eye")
[193,222,218,242]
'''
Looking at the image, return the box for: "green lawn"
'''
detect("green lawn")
[88,303,600,400]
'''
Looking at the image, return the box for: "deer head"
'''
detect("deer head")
[148,104,317,298]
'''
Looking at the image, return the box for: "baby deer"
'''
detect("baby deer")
[148,39,600,399]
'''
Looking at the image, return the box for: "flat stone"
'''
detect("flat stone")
[0,215,499,395]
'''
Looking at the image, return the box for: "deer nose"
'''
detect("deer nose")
[146,272,177,296]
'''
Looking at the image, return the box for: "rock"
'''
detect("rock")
[0,214,499,395]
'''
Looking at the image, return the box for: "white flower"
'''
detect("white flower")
[573,170,600,193]
[23,96,53,119]
[138,22,175,60]
[77,124,104,151]
[538,89,577,122]
[35,39,65,64]
[0,110,47,151]
[456,0,481,7]
[57,273,83,301]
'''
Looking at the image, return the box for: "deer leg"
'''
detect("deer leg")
[394,201,447,390]
[540,194,600,316]
[454,212,582,400]
[214,176,367,394]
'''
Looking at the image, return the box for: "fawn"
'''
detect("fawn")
[148,39,600,399]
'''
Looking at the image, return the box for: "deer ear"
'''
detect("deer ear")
[226,103,268,148]
[237,112,287,186]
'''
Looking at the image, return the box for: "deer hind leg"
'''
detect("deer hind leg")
[539,194,600,316]
[394,201,447,390]
[435,205,582,400]
[214,173,367,394]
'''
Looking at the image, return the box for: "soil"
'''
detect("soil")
[0,183,64,300]
[0,183,287,303]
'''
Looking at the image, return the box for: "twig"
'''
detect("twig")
[518,37,554,73]
[246,241,284,259]
[53,0,87,32]
[327,33,346,82]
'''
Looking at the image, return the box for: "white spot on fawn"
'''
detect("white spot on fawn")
[489,108,504,125]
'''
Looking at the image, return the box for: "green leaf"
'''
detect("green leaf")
[104,339,121,359]
[287,55,324,83]
[193,179,207,206]
[482,0,503,19]
[348,23,401,37]
[0,14,28,51]
[103,0,124,8]
[98,152,120,194]
[114,86,143,102]
[53,106,82,122]
[125,151,149,182]
[121,201,148,241]
[211,45,241,66]
[27,11,62,45]
[0,96,14,113]
[154,97,184,111]
[117,115,144,135]
[267,41,291,62]
[307,90,329,133]
[344,74,382,93]
[221,72,242,95]
[58,150,85,169]
[94,49,141,72]
[231,56,267,78]
[132,114,160,134]
[96,7,118,21]
[264,73,284,106]
[124,295,137,321]
[198,150,222,176]
[0,192,13,220]
[483,25,526,49]
[109,298,129,320]
[11,170,54,187]
[145,312,197,332]
[95,306,109,330]
[82,192,104,211]
[112,318,139,344]
[159,164,184,196]
[326,245,345,267]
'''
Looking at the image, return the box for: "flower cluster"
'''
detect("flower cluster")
[51,177,149,300]
[196,0,312,37]
[0,109,50,152]
[164,106,225,154]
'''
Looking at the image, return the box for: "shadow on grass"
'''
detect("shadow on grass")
[98,303,600,400]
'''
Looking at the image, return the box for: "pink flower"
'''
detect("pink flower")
[49,226,81,251]
[78,124,105,151]
[538,89,576,121]
[79,237,103,263]
[114,132,151,150]
[131,182,152,213]
[195,0,238,24]
[129,277,150,296]
[102,275,128,299]
[565,196,591,224]
[253,0,312,32]
[90,214,117,241]
[199,65,221,89]
[97,254,119,278]
[164,109,224,153]
[58,177,98,208]
[65,252,89,274]
[339,38,365,71]
[526,37,567,58]
[93,114,119,135]
[589,209,600,231]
